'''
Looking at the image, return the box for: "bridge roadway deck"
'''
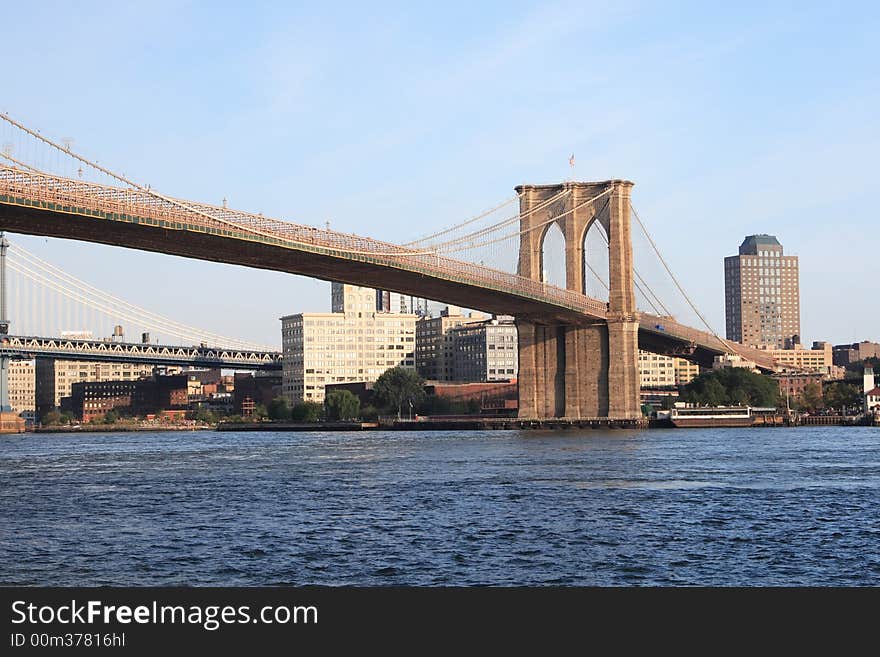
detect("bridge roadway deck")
[0,168,776,371]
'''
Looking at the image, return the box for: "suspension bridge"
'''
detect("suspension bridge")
[0,112,778,420]
[0,238,280,369]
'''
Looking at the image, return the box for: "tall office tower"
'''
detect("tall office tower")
[724,234,800,349]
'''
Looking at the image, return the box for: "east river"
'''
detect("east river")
[2,427,878,585]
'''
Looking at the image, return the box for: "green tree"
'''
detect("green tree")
[824,382,861,412]
[268,396,291,421]
[41,410,63,425]
[187,407,217,424]
[290,401,323,422]
[103,410,120,424]
[417,395,450,415]
[797,382,823,412]
[686,376,726,406]
[360,404,379,421]
[682,368,779,407]
[252,404,268,421]
[373,367,425,418]
[325,390,361,421]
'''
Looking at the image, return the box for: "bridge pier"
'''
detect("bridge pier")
[517,320,639,419]
[515,180,641,420]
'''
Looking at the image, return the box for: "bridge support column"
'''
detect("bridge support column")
[563,324,608,418]
[606,317,640,418]
[516,321,565,418]
[518,320,639,420]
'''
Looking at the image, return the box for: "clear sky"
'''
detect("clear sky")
[3,1,878,348]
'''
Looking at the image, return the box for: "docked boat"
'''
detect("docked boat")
[668,406,754,428]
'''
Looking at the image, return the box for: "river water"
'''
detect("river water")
[1,427,878,586]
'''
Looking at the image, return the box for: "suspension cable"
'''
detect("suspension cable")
[405,193,522,246]
[0,150,44,173]
[440,187,613,254]
[9,259,265,350]
[9,246,273,350]
[588,218,672,316]
[629,201,744,355]
[425,188,571,251]
[0,113,438,258]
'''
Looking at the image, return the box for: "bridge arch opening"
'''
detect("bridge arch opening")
[582,219,610,302]
[540,222,566,288]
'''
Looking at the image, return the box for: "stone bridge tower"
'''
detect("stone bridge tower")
[515,180,640,419]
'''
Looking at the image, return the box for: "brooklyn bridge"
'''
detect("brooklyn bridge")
[0,112,777,420]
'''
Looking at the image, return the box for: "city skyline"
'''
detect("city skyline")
[3,1,877,347]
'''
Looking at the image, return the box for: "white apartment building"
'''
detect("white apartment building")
[281,284,417,404]
[639,351,676,387]
[638,351,701,388]
[674,359,701,386]
[9,359,36,416]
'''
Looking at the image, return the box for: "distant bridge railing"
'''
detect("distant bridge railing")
[0,335,282,370]
[0,167,609,319]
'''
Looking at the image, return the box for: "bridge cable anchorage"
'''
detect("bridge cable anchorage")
[629,201,757,361]
[404,193,522,246]
[420,188,571,251]
[0,113,436,258]
[8,245,274,351]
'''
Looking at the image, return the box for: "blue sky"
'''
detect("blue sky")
[3,1,878,347]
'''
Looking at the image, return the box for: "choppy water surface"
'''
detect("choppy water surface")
[2,427,879,585]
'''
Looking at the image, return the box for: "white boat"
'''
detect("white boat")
[669,406,754,428]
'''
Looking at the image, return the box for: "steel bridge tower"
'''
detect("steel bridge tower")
[0,232,23,432]
[0,232,10,412]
